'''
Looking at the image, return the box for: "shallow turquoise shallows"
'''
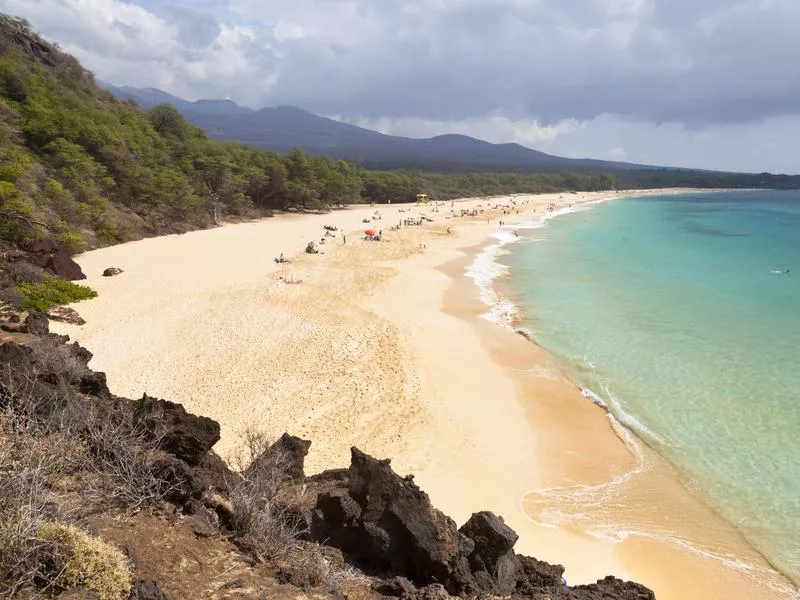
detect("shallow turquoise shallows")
[505,191,800,583]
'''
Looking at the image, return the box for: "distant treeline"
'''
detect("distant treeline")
[0,15,797,255]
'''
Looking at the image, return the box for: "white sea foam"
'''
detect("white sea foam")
[465,200,605,327]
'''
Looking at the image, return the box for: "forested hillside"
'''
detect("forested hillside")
[1,14,797,257]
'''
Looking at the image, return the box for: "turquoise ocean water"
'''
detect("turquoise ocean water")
[496,191,799,585]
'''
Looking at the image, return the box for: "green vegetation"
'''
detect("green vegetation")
[0,15,795,260]
[15,276,97,311]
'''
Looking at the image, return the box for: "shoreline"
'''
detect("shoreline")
[458,193,798,598]
[49,189,796,599]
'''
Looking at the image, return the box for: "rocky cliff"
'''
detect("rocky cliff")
[0,313,655,600]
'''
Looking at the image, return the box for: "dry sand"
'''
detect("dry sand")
[52,190,798,599]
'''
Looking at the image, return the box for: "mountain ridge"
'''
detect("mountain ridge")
[101,82,657,173]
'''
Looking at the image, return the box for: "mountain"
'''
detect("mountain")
[102,83,652,173]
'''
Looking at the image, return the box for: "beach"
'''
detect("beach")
[52,190,797,599]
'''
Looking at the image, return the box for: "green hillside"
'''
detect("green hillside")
[0,15,367,252]
[1,14,796,258]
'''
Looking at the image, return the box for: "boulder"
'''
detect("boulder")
[514,555,564,594]
[570,576,656,600]
[313,447,475,594]
[134,395,220,465]
[24,311,49,334]
[372,576,417,597]
[47,249,86,280]
[25,239,86,280]
[246,432,311,483]
[459,511,520,594]
[102,267,124,277]
[47,306,86,325]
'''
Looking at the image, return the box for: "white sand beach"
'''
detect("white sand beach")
[52,190,797,600]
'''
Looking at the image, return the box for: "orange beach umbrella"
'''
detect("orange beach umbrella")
[364,229,376,236]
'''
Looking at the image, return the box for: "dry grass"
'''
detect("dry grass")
[229,429,361,592]
[39,522,132,600]
[229,428,304,561]
[7,261,46,285]
[0,366,172,596]
[0,408,80,596]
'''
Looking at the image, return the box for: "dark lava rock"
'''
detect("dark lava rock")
[459,511,520,594]
[25,239,86,280]
[102,267,124,277]
[314,447,475,594]
[129,580,174,600]
[24,311,49,334]
[196,450,241,493]
[134,394,220,465]
[408,584,450,600]
[47,248,86,280]
[515,555,564,594]
[47,306,86,325]
[246,432,311,483]
[372,576,416,597]
[152,456,204,504]
[318,489,361,527]
[570,576,656,600]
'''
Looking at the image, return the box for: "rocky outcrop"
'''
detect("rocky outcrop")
[25,239,86,280]
[47,306,86,325]
[246,432,311,483]
[134,395,220,466]
[313,448,475,594]
[459,511,519,594]
[24,311,49,334]
[0,333,655,600]
[307,447,655,600]
[103,267,124,277]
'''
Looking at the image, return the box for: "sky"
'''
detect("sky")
[2,0,799,174]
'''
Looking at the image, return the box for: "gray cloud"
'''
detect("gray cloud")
[4,0,799,125]
[1,0,799,172]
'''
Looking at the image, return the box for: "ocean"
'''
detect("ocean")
[473,191,800,588]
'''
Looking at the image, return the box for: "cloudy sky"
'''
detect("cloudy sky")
[3,0,799,173]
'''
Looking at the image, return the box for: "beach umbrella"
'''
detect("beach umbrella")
[364,229,376,236]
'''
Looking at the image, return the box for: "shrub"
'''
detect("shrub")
[229,429,304,560]
[38,522,132,600]
[0,407,76,597]
[94,222,119,245]
[55,231,88,255]
[6,260,46,284]
[0,286,23,307]
[79,412,175,511]
[15,277,96,312]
